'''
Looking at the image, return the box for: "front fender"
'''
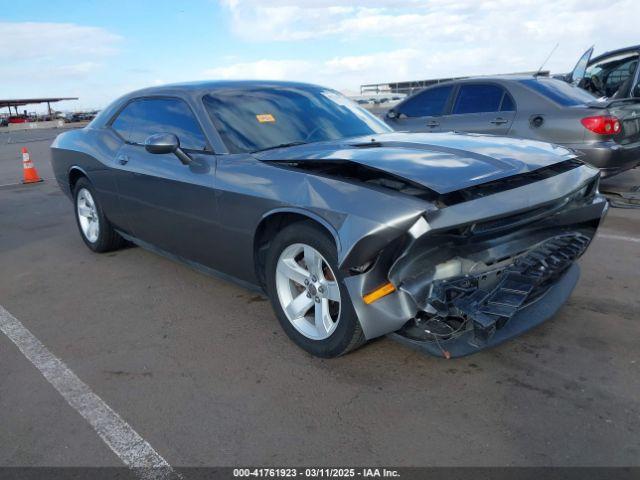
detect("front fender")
[257,206,344,257]
[336,209,425,269]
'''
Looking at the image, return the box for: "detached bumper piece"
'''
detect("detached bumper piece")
[390,233,590,358]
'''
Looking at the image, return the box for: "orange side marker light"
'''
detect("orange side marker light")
[363,282,396,305]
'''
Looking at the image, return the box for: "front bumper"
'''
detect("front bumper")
[389,262,580,358]
[390,232,591,358]
[565,140,640,177]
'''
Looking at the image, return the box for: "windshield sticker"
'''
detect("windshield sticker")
[256,114,275,123]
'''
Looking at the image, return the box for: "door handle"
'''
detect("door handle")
[117,154,129,165]
[426,121,440,128]
[490,117,508,125]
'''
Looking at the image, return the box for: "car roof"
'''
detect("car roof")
[124,80,329,98]
[590,45,640,64]
[412,74,560,88]
[89,80,337,130]
[456,74,539,82]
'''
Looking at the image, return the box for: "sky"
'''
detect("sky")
[1,0,639,112]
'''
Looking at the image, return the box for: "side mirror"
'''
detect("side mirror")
[387,109,398,119]
[144,133,192,165]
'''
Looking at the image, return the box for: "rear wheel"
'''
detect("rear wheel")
[73,177,125,252]
[265,221,366,357]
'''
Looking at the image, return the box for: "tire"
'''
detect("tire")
[73,177,125,253]
[265,221,366,358]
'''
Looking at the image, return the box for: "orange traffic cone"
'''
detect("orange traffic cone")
[21,147,43,184]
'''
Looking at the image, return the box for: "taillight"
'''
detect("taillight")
[581,115,621,135]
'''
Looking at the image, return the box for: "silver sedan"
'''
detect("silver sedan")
[385,75,640,177]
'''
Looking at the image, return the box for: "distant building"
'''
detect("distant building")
[0,97,78,122]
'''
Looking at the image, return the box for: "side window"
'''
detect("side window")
[585,54,639,97]
[453,84,504,114]
[604,59,637,96]
[119,98,208,150]
[110,102,137,142]
[397,85,453,117]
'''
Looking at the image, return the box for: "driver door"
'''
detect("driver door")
[569,46,594,85]
[386,85,453,132]
[109,97,219,266]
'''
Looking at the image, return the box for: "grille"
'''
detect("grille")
[425,233,592,344]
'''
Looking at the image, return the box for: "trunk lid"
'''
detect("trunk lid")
[608,100,640,144]
[585,99,640,143]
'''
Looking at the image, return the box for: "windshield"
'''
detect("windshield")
[203,87,392,153]
[519,78,598,106]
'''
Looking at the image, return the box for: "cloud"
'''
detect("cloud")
[221,0,638,47]
[204,59,314,80]
[0,22,122,62]
[50,62,104,77]
[0,22,123,111]
[215,0,639,90]
[202,49,477,90]
[0,22,121,85]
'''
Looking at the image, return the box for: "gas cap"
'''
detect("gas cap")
[530,115,544,128]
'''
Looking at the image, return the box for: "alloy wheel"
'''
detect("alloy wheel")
[275,243,341,340]
[76,188,100,243]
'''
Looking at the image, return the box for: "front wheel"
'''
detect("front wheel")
[265,221,366,358]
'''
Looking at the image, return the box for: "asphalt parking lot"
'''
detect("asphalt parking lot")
[1,127,639,469]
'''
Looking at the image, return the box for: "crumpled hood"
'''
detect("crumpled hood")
[255,131,576,194]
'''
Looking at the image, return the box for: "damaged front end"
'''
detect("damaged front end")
[393,233,590,358]
[342,163,608,358]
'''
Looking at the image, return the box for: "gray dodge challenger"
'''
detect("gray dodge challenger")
[385,75,640,177]
[51,81,608,358]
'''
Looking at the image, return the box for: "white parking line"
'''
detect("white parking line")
[0,305,179,480]
[598,233,640,244]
